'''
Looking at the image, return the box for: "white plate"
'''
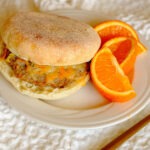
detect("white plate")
[0,9,150,129]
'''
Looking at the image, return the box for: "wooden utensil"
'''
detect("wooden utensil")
[101,115,150,150]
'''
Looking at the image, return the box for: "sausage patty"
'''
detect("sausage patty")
[0,46,89,89]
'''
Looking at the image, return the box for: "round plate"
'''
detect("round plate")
[0,10,150,129]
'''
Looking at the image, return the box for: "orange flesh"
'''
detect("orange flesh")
[94,49,133,92]
[109,39,132,64]
[99,26,136,45]
[127,68,134,83]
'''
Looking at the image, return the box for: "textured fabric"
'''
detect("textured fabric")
[0,0,150,149]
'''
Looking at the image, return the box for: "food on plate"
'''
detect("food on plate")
[0,12,101,100]
[91,20,147,102]
[94,20,147,54]
[90,47,136,102]
[95,20,139,45]
[127,68,134,83]
[136,42,147,54]
[102,37,138,75]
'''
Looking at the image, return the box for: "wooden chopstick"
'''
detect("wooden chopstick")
[101,115,150,150]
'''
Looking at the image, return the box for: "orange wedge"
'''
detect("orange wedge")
[95,20,139,45]
[127,68,134,83]
[102,37,138,74]
[90,47,136,102]
[137,42,147,54]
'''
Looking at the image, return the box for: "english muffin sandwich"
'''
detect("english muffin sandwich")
[0,12,100,100]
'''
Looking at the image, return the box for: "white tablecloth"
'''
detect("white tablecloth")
[0,0,150,149]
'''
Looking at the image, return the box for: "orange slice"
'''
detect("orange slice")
[102,37,138,74]
[90,47,136,102]
[95,20,139,45]
[127,68,134,83]
[137,42,147,54]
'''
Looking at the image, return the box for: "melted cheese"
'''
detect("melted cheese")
[4,51,88,88]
